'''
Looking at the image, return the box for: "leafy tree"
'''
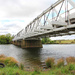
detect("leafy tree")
[0,33,13,44]
[41,38,55,44]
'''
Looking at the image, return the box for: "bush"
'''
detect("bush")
[45,57,55,68]
[66,57,75,64]
[57,58,64,68]
[6,57,18,67]
[0,54,6,58]
[0,54,18,67]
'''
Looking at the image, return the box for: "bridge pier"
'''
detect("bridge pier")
[21,40,42,48]
[17,40,21,46]
[13,39,42,48]
[13,41,17,45]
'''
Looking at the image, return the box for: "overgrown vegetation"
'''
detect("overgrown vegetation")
[66,57,75,64]
[0,55,75,75]
[0,33,13,44]
[56,58,64,68]
[45,57,55,68]
[0,54,18,67]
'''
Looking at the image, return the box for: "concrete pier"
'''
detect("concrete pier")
[13,40,42,48]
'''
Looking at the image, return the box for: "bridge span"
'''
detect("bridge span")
[12,0,75,48]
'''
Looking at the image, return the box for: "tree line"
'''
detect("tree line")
[0,33,13,44]
[0,34,55,44]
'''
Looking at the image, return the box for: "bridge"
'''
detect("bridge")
[12,0,75,48]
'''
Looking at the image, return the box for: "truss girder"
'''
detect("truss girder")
[13,0,75,41]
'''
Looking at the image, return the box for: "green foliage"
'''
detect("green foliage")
[41,38,55,44]
[0,63,75,75]
[0,33,13,44]
[0,55,75,75]
[68,64,75,71]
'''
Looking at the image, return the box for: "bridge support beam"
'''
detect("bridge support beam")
[21,40,42,48]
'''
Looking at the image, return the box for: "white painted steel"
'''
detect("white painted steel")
[13,0,75,41]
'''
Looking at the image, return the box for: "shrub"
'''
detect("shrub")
[6,57,18,67]
[57,58,64,68]
[0,54,6,58]
[0,55,18,67]
[45,57,55,68]
[66,57,75,64]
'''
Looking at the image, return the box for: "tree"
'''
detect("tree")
[41,38,55,44]
[0,33,13,44]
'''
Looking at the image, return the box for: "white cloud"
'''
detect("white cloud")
[0,0,75,40]
[50,35,75,40]
[0,0,57,35]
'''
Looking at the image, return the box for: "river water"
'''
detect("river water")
[0,44,75,68]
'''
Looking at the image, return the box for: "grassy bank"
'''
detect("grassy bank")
[0,54,75,75]
[54,39,75,44]
[0,63,75,75]
[41,38,75,44]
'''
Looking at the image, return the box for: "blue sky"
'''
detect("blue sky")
[0,0,75,40]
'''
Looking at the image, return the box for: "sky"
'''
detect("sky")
[0,0,75,40]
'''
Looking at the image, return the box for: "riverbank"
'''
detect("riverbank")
[0,63,75,75]
[0,54,75,75]
[41,38,75,44]
[54,40,75,44]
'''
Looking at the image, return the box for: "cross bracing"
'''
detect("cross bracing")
[13,0,75,41]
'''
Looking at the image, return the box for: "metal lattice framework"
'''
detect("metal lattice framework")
[13,0,75,41]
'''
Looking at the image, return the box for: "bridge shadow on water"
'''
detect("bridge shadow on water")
[22,48,43,67]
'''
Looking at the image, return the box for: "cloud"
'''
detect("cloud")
[0,0,75,40]
[0,19,25,35]
[50,35,75,40]
[0,0,57,18]
[0,0,57,35]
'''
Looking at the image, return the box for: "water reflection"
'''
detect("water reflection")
[21,48,42,67]
[0,44,75,68]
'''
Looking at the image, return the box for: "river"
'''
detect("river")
[0,44,75,68]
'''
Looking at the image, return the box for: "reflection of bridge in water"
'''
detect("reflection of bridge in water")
[12,0,75,48]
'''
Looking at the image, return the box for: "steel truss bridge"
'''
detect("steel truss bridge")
[13,0,75,45]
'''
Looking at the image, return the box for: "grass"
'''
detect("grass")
[45,57,55,68]
[66,57,75,64]
[0,54,75,75]
[55,39,75,44]
[0,66,28,75]
[0,63,75,75]
[19,63,24,70]
[56,58,64,68]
